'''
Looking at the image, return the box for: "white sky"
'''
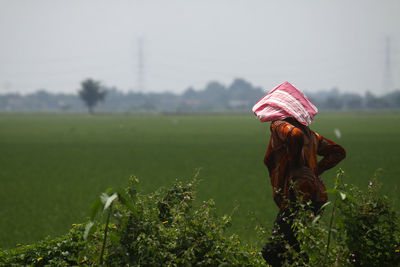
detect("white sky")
[0,0,399,95]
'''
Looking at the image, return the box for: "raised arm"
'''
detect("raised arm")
[316,133,346,176]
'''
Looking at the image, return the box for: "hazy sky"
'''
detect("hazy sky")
[0,0,399,95]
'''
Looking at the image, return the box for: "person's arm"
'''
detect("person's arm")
[316,133,346,176]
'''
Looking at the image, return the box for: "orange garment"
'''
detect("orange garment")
[264,118,346,210]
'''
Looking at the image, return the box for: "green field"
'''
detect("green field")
[1,113,400,249]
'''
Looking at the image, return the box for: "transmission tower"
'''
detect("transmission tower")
[383,36,393,93]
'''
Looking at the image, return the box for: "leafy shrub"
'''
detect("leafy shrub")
[84,176,264,266]
[0,224,86,266]
[1,176,264,266]
[336,173,400,266]
[2,170,400,266]
[258,169,400,266]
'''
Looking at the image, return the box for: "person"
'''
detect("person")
[252,82,346,266]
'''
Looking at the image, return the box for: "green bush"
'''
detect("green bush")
[259,170,400,266]
[2,170,400,266]
[336,174,400,266]
[84,176,264,266]
[0,224,86,266]
[1,176,264,266]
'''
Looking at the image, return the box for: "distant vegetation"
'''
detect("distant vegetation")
[78,78,107,114]
[1,78,400,112]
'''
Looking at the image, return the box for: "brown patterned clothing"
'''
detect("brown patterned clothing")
[264,118,346,210]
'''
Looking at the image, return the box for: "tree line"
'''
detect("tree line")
[1,78,400,113]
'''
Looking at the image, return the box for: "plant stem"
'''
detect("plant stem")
[100,203,113,265]
[323,196,337,266]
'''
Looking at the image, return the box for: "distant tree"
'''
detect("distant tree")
[319,88,342,110]
[365,91,389,109]
[343,93,363,110]
[383,90,400,108]
[324,96,343,110]
[228,78,253,99]
[182,87,198,100]
[78,79,107,114]
[201,81,228,109]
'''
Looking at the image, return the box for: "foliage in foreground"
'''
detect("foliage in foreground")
[257,170,400,266]
[0,176,264,266]
[2,170,400,266]
[0,225,86,266]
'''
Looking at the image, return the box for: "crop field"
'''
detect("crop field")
[1,112,400,249]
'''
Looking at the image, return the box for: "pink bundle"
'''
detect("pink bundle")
[252,81,318,126]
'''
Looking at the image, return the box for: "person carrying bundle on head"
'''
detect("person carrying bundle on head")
[252,81,346,266]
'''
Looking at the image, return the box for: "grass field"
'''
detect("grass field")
[1,112,400,249]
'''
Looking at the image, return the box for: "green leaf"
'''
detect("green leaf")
[100,193,108,205]
[130,175,140,185]
[325,189,337,194]
[320,201,331,210]
[312,215,321,226]
[84,221,94,241]
[103,193,118,211]
[345,192,357,203]
[116,188,137,214]
[109,232,120,243]
[90,198,103,221]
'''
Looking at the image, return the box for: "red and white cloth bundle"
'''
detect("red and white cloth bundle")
[252,81,318,126]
